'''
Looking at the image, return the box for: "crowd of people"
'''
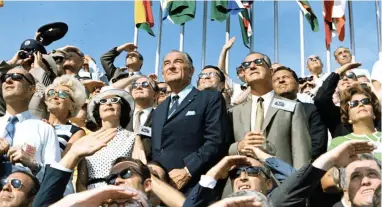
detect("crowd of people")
[0,23,381,207]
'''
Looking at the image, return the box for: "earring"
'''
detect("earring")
[373,116,376,120]
[348,120,353,124]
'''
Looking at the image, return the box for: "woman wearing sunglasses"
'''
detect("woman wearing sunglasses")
[77,87,145,191]
[329,84,381,160]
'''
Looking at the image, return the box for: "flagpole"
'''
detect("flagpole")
[201,0,208,68]
[225,16,231,75]
[274,0,279,63]
[155,5,163,76]
[376,0,382,59]
[299,10,305,77]
[348,0,355,61]
[250,3,255,52]
[180,25,185,52]
[326,47,331,73]
[134,27,139,46]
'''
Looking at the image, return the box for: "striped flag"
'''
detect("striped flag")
[238,8,252,48]
[135,0,155,36]
[161,0,173,22]
[323,0,346,48]
[296,0,319,32]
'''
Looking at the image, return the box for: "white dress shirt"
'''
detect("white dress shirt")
[250,90,275,131]
[226,76,243,104]
[169,84,193,109]
[0,111,61,168]
[133,107,153,129]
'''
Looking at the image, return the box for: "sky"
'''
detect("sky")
[0,0,380,83]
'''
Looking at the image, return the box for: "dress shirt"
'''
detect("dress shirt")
[198,175,217,189]
[226,76,243,104]
[133,107,153,130]
[169,84,193,109]
[0,111,61,168]
[250,90,274,131]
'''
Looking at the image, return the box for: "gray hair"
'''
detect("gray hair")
[227,190,270,207]
[164,50,194,67]
[246,52,272,68]
[45,75,86,118]
[334,46,351,57]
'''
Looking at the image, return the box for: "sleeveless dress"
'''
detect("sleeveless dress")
[85,126,136,189]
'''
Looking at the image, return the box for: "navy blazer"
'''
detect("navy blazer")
[152,87,232,194]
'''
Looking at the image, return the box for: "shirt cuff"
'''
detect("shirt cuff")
[199,175,217,189]
[50,162,73,173]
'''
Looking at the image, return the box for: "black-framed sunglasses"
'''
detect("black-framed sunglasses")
[348,98,372,108]
[99,97,121,105]
[1,73,34,85]
[241,58,270,69]
[298,76,314,84]
[228,166,266,180]
[105,167,143,185]
[198,72,220,79]
[159,87,171,95]
[340,72,357,80]
[308,56,320,62]
[47,89,75,102]
[0,178,24,190]
[132,81,151,89]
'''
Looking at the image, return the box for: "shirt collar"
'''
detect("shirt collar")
[171,84,193,100]
[134,107,153,115]
[251,90,274,101]
[4,110,33,123]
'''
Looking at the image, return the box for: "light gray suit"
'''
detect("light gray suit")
[228,94,311,169]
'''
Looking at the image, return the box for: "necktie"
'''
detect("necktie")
[168,95,179,118]
[134,110,143,133]
[4,116,19,145]
[254,97,264,132]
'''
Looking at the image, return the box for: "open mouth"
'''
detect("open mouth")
[361,189,374,195]
[238,184,251,191]
[104,108,115,112]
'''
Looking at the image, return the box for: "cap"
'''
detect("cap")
[20,39,47,54]
[37,22,68,46]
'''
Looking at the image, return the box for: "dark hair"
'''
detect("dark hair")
[12,171,40,197]
[272,66,299,83]
[147,161,170,182]
[202,65,226,83]
[92,95,131,128]
[112,157,151,184]
[373,185,381,207]
[134,76,160,93]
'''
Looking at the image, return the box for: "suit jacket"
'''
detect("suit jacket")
[229,94,312,169]
[100,47,121,80]
[33,165,72,207]
[182,183,216,207]
[152,87,232,194]
[332,201,346,207]
[301,102,328,160]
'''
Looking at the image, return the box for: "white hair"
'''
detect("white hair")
[45,75,86,117]
[227,190,271,207]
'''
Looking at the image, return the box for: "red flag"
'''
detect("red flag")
[323,0,345,49]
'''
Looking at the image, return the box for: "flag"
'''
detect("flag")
[162,0,196,25]
[0,0,3,7]
[135,0,155,36]
[238,8,252,48]
[296,0,319,32]
[323,0,346,49]
[211,0,248,22]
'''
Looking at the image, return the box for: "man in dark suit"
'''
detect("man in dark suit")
[151,50,231,195]
[271,66,328,159]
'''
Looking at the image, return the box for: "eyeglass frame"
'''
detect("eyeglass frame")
[99,97,122,105]
[47,89,75,102]
[0,178,24,190]
[1,73,35,85]
[348,97,372,109]
[105,167,146,185]
[241,58,271,69]
[198,72,221,80]
[228,166,269,180]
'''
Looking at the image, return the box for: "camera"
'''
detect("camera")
[18,49,36,59]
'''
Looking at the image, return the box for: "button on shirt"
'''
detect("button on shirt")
[169,84,193,109]
[0,111,61,172]
[250,91,274,131]
[133,107,153,130]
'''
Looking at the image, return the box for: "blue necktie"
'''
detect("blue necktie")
[5,116,18,145]
[168,95,179,118]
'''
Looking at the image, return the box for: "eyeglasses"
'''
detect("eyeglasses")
[298,76,314,84]
[241,58,270,69]
[0,178,24,190]
[228,166,267,180]
[47,89,75,102]
[340,72,357,80]
[159,87,171,95]
[307,56,320,62]
[1,73,34,85]
[132,81,151,89]
[105,167,143,185]
[99,97,121,105]
[198,72,220,79]
[348,98,372,108]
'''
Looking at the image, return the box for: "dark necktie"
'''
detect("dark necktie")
[168,95,179,118]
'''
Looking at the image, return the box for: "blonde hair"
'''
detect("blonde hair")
[45,75,86,117]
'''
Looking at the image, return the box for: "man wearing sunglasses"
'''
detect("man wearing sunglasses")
[229,52,311,169]
[156,82,171,105]
[197,65,225,93]
[0,67,60,179]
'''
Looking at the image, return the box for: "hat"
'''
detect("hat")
[37,22,68,46]
[87,86,135,124]
[127,51,144,61]
[20,39,47,54]
[42,54,58,76]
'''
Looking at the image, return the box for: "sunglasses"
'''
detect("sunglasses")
[298,76,314,84]
[47,89,75,102]
[105,167,143,185]
[340,72,357,80]
[99,97,121,105]
[1,73,34,85]
[308,56,320,62]
[132,81,151,89]
[348,98,372,108]
[198,72,220,79]
[0,178,24,190]
[228,166,266,180]
[159,87,171,95]
[241,58,270,69]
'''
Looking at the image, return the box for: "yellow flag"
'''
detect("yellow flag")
[0,0,4,7]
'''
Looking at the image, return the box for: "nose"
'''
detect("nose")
[361,175,372,186]
[114,177,124,186]
[5,77,13,84]
[239,171,248,181]
[2,182,11,192]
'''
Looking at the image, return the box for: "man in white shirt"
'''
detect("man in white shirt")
[303,55,330,96]
[0,67,60,178]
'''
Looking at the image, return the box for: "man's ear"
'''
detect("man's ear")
[144,178,152,193]
[29,85,36,94]
[266,179,273,191]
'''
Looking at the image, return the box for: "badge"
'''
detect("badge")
[271,98,296,112]
[22,144,36,156]
[138,126,152,137]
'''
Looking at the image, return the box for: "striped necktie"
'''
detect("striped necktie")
[4,116,18,145]
[168,95,179,118]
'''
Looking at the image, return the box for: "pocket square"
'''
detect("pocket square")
[185,111,195,116]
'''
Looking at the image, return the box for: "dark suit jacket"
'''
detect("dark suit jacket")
[32,165,72,207]
[300,102,328,160]
[100,47,121,80]
[152,87,232,194]
[332,201,345,207]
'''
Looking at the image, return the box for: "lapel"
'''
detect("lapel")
[126,115,134,131]
[156,97,170,149]
[240,96,252,134]
[262,95,280,131]
[166,87,199,123]
[143,109,154,127]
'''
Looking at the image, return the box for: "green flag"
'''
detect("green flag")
[297,0,319,32]
[238,9,252,48]
[167,0,196,25]
[211,0,229,22]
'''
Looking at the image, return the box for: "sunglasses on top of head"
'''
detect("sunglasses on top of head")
[0,178,24,190]
[47,89,75,102]
[1,73,34,85]
[99,97,121,105]
[132,81,151,89]
[348,98,372,108]
[105,167,143,185]
[340,72,356,80]
[228,166,266,179]
[241,58,270,69]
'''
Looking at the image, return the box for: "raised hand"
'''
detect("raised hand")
[206,155,251,180]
